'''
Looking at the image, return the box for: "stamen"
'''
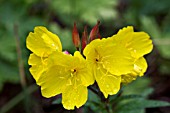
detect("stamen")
[71,69,77,77]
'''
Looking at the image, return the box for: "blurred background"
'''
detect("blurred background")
[0,0,170,113]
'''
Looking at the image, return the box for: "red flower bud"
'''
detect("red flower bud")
[98,32,101,39]
[89,21,100,41]
[81,26,88,51]
[72,22,80,49]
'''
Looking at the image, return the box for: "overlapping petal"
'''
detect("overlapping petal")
[134,57,148,76]
[121,57,148,84]
[28,53,48,82]
[111,26,153,58]
[26,26,62,57]
[84,38,134,76]
[62,81,87,109]
[110,26,153,84]
[83,38,134,97]
[95,64,121,98]
[48,51,95,86]
[27,26,62,83]
[36,51,94,109]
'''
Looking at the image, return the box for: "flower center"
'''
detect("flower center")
[95,54,101,63]
[94,49,101,63]
[96,58,99,62]
[71,69,77,77]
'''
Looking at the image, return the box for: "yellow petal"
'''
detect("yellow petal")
[28,53,47,81]
[101,45,134,75]
[49,51,74,68]
[83,38,114,57]
[37,50,94,98]
[38,65,70,98]
[121,74,137,84]
[74,51,85,61]
[121,57,148,84]
[117,26,134,34]
[49,51,95,86]
[134,57,147,76]
[95,65,121,98]
[26,26,62,57]
[28,53,41,65]
[84,38,134,75]
[78,69,94,86]
[111,26,153,58]
[62,84,87,110]
[74,51,95,86]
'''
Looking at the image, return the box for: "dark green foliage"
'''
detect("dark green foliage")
[0,0,170,113]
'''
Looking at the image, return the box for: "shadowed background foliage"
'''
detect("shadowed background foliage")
[0,0,170,113]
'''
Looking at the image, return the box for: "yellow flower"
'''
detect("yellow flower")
[110,26,153,84]
[27,26,94,109]
[37,51,94,109]
[27,25,153,109]
[26,26,62,81]
[83,38,134,98]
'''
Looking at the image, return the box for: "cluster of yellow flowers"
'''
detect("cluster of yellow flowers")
[26,26,153,110]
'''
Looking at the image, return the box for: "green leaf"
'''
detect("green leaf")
[116,109,145,113]
[0,36,16,62]
[0,60,20,92]
[153,37,170,59]
[111,94,143,103]
[122,77,152,97]
[115,99,170,113]
[140,16,161,39]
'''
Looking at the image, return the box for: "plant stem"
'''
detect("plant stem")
[88,86,101,97]
[88,85,113,113]
[14,24,29,113]
[14,24,26,88]
[105,99,113,113]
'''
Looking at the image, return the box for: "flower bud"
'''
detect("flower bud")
[72,23,80,49]
[89,21,100,41]
[82,26,88,51]
[98,32,101,39]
